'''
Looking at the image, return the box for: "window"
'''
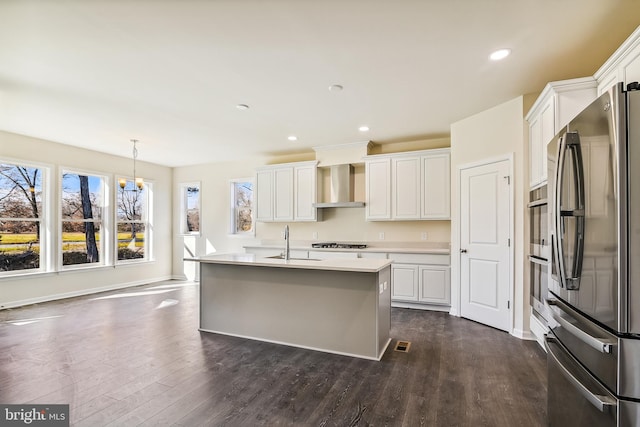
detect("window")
[179,183,200,235]
[117,179,150,262]
[0,161,45,273]
[229,179,254,235]
[61,171,106,267]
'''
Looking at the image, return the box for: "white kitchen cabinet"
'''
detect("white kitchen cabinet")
[255,161,318,222]
[365,148,450,221]
[391,264,419,301]
[421,151,450,219]
[526,77,597,188]
[255,169,274,222]
[390,252,451,307]
[418,265,451,305]
[595,26,640,96]
[365,157,391,220]
[293,163,319,221]
[392,156,420,219]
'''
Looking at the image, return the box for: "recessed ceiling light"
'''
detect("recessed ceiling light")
[359,126,370,132]
[489,49,511,61]
[328,84,343,92]
[288,135,298,141]
[236,104,250,110]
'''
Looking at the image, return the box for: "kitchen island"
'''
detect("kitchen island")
[187,253,392,360]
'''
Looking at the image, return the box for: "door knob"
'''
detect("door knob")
[460,249,468,253]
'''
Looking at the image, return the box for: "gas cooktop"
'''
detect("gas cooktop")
[311,242,368,249]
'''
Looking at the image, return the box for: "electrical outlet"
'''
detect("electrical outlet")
[280,231,286,239]
[379,232,385,240]
[421,232,428,241]
[312,232,318,240]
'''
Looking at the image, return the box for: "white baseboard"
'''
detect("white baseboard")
[529,312,549,350]
[1,275,174,310]
[511,328,536,340]
[391,301,451,312]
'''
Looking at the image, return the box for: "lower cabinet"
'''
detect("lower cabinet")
[391,262,451,306]
[418,265,451,304]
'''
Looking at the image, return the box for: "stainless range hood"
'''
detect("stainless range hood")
[313,164,365,208]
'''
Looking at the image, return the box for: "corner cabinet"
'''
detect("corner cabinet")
[365,148,450,221]
[255,161,319,222]
[526,77,597,188]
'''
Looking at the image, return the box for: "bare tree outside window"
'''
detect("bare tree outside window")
[61,172,104,266]
[180,183,200,234]
[117,179,148,261]
[0,163,43,272]
[230,180,253,234]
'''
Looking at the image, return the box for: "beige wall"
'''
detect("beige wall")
[0,131,173,308]
[172,139,452,280]
[450,96,530,338]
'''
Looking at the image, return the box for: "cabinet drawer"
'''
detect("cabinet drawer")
[389,253,450,265]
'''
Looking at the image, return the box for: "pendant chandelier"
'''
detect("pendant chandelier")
[119,139,144,190]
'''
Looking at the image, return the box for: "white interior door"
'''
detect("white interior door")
[460,159,511,332]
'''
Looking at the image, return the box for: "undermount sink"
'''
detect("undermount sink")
[266,255,321,261]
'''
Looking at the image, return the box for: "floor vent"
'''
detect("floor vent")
[394,340,411,353]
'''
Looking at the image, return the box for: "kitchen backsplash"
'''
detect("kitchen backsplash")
[256,207,451,243]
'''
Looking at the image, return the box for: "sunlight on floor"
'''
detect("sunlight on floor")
[156,299,179,309]
[89,289,177,300]
[5,315,63,326]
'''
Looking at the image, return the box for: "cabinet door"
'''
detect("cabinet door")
[391,264,418,301]
[294,165,317,221]
[421,153,450,219]
[529,114,542,188]
[255,169,274,221]
[418,266,450,305]
[273,167,294,221]
[392,156,420,219]
[366,158,391,220]
[540,99,555,183]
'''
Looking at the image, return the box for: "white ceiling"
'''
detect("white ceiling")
[1,1,639,167]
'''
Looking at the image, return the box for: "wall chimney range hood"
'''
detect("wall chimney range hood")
[313,164,364,208]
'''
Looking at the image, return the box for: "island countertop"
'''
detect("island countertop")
[186,253,392,273]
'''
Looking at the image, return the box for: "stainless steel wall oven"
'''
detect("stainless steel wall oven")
[529,185,549,321]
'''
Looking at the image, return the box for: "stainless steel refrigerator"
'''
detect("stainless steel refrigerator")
[545,82,640,426]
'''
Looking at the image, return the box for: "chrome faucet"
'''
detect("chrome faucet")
[284,225,290,260]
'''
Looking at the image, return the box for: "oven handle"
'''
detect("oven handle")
[546,299,617,354]
[528,255,549,265]
[545,336,617,412]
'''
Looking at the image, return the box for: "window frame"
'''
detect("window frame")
[229,178,255,237]
[59,168,110,271]
[115,177,152,264]
[179,181,201,236]
[0,158,51,277]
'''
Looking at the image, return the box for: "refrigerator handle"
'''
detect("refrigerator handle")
[554,134,568,288]
[546,299,617,354]
[566,135,585,289]
[545,336,617,412]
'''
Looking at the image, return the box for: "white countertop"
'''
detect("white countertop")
[186,253,392,273]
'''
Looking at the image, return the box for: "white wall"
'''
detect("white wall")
[450,96,531,339]
[0,131,173,308]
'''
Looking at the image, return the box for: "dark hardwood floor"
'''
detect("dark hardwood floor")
[0,280,547,426]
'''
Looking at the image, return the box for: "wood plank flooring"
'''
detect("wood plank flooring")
[0,280,547,426]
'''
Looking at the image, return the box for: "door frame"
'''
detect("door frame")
[454,153,515,334]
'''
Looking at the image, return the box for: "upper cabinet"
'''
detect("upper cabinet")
[255,161,319,222]
[526,77,597,188]
[365,148,450,221]
[595,26,640,96]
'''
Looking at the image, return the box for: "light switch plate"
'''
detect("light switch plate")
[421,232,428,240]
[379,232,385,240]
